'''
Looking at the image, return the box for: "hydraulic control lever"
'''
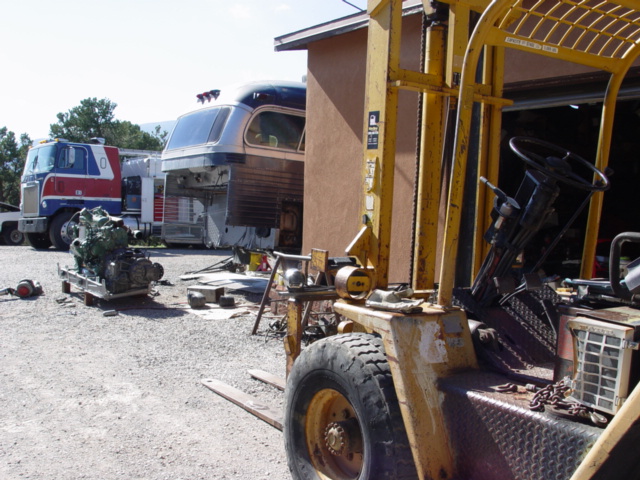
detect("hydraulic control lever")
[479,176,520,246]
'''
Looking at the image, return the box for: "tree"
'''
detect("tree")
[0,128,31,206]
[152,124,170,145]
[112,120,168,151]
[49,98,167,151]
[50,98,116,142]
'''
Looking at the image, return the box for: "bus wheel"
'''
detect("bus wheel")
[284,333,417,480]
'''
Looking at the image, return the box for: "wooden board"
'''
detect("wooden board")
[248,369,286,391]
[201,378,282,430]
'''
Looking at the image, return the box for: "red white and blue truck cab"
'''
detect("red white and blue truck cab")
[19,139,162,250]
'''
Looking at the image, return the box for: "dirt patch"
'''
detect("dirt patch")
[0,246,290,479]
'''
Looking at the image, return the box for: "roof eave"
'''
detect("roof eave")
[274,0,424,52]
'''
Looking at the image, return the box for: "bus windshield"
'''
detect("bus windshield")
[23,144,57,175]
[165,106,227,151]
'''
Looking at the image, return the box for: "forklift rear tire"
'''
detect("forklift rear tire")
[26,232,52,250]
[284,333,417,480]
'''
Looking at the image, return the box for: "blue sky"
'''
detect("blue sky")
[1,0,366,140]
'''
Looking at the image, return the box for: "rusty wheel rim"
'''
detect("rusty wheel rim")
[305,388,363,479]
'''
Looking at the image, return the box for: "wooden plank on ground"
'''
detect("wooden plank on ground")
[201,378,283,430]
[248,369,286,391]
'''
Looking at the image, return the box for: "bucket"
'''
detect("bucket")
[248,252,262,271]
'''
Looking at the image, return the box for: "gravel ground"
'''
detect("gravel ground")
[0,245,291,480]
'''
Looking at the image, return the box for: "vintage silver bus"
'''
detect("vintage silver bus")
[161,81,306,253]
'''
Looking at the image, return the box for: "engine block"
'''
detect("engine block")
[70,207,163,294]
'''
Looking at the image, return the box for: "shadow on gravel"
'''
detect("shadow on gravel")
[60,290,193,319]
[0,296,39,304]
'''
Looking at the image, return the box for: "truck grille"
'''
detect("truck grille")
[568,317,635,415]
[21,183,40,216]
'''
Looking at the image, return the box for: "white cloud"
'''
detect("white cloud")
[275,3,290,12]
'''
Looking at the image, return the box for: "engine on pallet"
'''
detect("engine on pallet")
[69,207,164,294]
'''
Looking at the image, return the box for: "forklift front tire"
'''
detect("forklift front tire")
[283,333,417,480]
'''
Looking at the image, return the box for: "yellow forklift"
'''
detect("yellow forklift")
[280,1,640,479]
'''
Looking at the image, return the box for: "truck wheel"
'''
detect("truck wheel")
[49,212,76,250]
[2,224,24,246]
[26,232,52,249]
[284,333,417,480]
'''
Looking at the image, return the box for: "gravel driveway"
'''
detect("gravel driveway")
[0,245,290,479]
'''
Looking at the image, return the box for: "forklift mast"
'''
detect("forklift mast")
[352,0,640,303]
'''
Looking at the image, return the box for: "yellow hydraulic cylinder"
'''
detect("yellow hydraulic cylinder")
[412,23,446,292]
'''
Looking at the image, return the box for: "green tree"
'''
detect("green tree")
[49,98,166,150]
[152,124,170,145]
[0,128,31,206]
[113,120,168,151]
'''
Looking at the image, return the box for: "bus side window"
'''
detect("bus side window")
[246,111,305,151]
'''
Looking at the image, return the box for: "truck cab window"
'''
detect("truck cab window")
[245,111,306,152]
[24,145,57,174]
[59,147,87,171]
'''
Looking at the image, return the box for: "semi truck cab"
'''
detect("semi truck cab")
[19,139,163,250]
[19,139,122,249]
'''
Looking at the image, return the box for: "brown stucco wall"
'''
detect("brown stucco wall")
[303,14,423,283]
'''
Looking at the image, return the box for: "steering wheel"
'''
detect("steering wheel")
[508,136,609,192]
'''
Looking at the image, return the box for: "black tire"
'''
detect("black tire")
[26,232,52,249]
[218,295,235,307]
[284,333,417,480]
[49,211,76,250]
[2,224,24,246]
